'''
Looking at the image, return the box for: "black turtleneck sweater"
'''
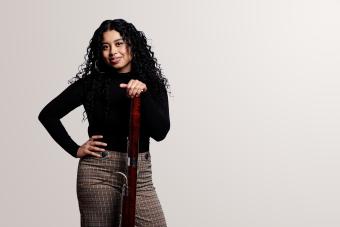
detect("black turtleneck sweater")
[38,70,170,158]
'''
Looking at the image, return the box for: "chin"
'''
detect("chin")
[113,66,123,71]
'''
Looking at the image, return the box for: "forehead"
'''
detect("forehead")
[102,30,123,43]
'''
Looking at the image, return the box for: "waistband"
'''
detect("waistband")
[104,143,149,154]
[101,149,150,160]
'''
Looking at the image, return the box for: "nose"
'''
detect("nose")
[109,46,118,56]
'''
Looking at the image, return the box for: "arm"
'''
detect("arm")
[141,85,170,141]
[38,79,85,158]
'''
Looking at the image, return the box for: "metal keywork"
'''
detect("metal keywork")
[116,171,128,227]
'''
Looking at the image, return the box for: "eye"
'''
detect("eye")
[102,45,109,50]
[116,41,124,46]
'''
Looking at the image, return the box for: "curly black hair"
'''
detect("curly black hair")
[68,19,170,122]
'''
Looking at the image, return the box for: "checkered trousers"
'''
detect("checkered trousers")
[76,150,167,227]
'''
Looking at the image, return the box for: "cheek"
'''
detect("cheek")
[102,51,109,59]
[126,50,133,61]
[127,52,133,61]
[124,46,132,58]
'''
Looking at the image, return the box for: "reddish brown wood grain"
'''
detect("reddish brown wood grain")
[121,97,141,227]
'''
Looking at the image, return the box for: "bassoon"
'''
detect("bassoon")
[118,96,141,227]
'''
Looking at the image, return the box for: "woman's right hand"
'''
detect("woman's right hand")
[76,135,107,158]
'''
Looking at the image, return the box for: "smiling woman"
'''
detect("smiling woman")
[101,30,133,73]
[38,19,170,227]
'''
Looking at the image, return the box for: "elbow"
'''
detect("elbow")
[152,121,170,142]
[38,108,51,125]
[38,109,46,124]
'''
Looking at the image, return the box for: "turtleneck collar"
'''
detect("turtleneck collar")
[116,70,133,77]
[103,67,135,79]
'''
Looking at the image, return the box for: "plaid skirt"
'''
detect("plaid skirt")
[76,150,167,227]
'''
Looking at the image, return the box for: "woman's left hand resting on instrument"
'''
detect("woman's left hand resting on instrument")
[120,79,147,98]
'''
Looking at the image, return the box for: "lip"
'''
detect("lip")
[110,57,121,64]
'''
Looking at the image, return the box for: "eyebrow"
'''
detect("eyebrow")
[101,38,123,44]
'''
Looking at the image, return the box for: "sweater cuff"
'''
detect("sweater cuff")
[69,144,80,158]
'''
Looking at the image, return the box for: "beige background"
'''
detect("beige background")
[1,0,340,226]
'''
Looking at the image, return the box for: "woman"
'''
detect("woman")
[38,19,170,227]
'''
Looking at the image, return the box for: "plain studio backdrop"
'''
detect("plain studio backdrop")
[1,0,340,226]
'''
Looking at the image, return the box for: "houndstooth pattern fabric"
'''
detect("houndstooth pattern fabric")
[76,150,167,227]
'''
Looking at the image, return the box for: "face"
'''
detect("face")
[101,30,133,73]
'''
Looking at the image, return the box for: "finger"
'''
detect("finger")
[120,83,128,88]
[90,151,102,158]
[87,140,93,147]
[134,81,146,92]
[90,145,106,152]
[142,85,147,92]
[136,82,147,96]
[136,89,143,97]
[92,141,108,147]
[127,79,135,89]
[91,135,103,141]
[142,84,147,92]
[131,86,140,97]
[131,81,143,97]
[122,80,133,96]
[127,80,137,96]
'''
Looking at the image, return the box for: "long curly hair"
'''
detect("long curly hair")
[68,19,170,122]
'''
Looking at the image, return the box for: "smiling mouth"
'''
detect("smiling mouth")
[110,58,121,64]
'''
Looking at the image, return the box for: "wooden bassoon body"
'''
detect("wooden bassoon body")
[119,96,141,227]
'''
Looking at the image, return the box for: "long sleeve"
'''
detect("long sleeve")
[38,79,85,158]
[141,84,170,141]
